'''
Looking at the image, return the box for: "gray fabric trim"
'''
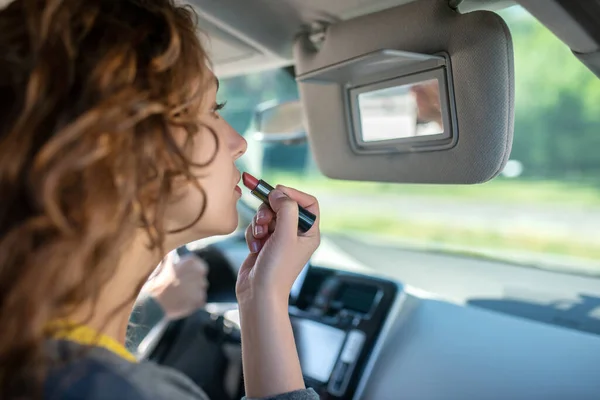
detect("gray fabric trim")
[575,49,600,79]
[489,5,515,179]
[518,0,599,53]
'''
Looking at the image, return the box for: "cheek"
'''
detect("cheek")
[201,159,238,224]
[174,148,236,237]
[191,127,218,166]
[164,125,240,237]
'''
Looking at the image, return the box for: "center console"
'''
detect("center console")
[288,266,398,399]
[149,264,399,400]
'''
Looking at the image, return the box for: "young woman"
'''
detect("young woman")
[0,0,320,399]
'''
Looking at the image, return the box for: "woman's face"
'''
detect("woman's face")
[164,76,247,246]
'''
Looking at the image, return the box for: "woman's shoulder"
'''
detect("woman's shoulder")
[44,340,319,400]
[45,339,209,400]
[45,356,148,400]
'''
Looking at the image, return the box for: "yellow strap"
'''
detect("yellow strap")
[49,322,138,363]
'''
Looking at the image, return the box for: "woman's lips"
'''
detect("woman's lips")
[234,171,242,195]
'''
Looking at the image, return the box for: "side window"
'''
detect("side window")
[499,7,600,182]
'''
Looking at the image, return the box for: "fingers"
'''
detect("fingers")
[246,203,276,253]
[268,189,300,238]
[245,223,262,253]
[256,203,274,224]
[197,277,209,306]
[267,218,276,234]
[176,254,208,277]
[194,291,207,309]
[251,203,274,240]
[275,185,320,217]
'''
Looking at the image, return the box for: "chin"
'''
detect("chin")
[168,211,239,247]
[221,212,240,234]
[209,208,239,236]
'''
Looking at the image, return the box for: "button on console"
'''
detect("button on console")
[327,330,366,397]
[340,330,366,364]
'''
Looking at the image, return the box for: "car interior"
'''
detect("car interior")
[131,0,600,399]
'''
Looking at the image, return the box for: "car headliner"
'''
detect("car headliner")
[185,0,516,77]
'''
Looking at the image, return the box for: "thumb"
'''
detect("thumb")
[268,189,299,237]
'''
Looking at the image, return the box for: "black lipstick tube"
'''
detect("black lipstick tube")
[249,179,316,233]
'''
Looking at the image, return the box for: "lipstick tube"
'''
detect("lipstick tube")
[243,173,316,233]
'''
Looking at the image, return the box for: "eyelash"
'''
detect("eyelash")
[213,101,227,114]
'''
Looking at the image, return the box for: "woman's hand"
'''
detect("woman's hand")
[236,185,320,305]
[144,252,209,320]
[236,185,320,398]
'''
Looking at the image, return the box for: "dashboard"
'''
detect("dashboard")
[288,265,600,400]
[146,236,600,400]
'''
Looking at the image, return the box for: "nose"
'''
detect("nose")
[230,124,247,161]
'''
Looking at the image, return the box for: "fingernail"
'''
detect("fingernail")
[254,225,264,236]
[250,241,260,253]
[257,210,267,221]
[270,189,286,201]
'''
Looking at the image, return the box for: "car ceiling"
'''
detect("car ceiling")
[187,0,516,77]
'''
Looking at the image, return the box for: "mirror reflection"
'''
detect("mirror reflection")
[358,78,443,142]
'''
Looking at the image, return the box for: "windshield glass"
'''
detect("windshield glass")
[218,6,600,277]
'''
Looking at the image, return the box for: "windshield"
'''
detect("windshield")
[218,6,600,277]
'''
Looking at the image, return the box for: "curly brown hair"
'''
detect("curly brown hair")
[0,0,213,396]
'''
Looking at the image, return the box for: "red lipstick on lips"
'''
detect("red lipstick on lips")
[242,172,316,233]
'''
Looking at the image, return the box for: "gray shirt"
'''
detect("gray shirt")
[45,340,319,400]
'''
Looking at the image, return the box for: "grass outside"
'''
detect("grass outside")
[321,213,600,263]
[260,171,600,267]
[264,172,600,208]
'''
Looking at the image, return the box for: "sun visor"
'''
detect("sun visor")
[294,0,514,184]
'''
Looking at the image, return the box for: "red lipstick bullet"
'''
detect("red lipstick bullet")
[242,172,259,191]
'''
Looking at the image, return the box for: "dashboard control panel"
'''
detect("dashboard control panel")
[289,266,398,399]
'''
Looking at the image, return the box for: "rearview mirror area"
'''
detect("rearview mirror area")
[253,100,307,144]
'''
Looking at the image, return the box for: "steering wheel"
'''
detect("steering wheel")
[134,245,243,399]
